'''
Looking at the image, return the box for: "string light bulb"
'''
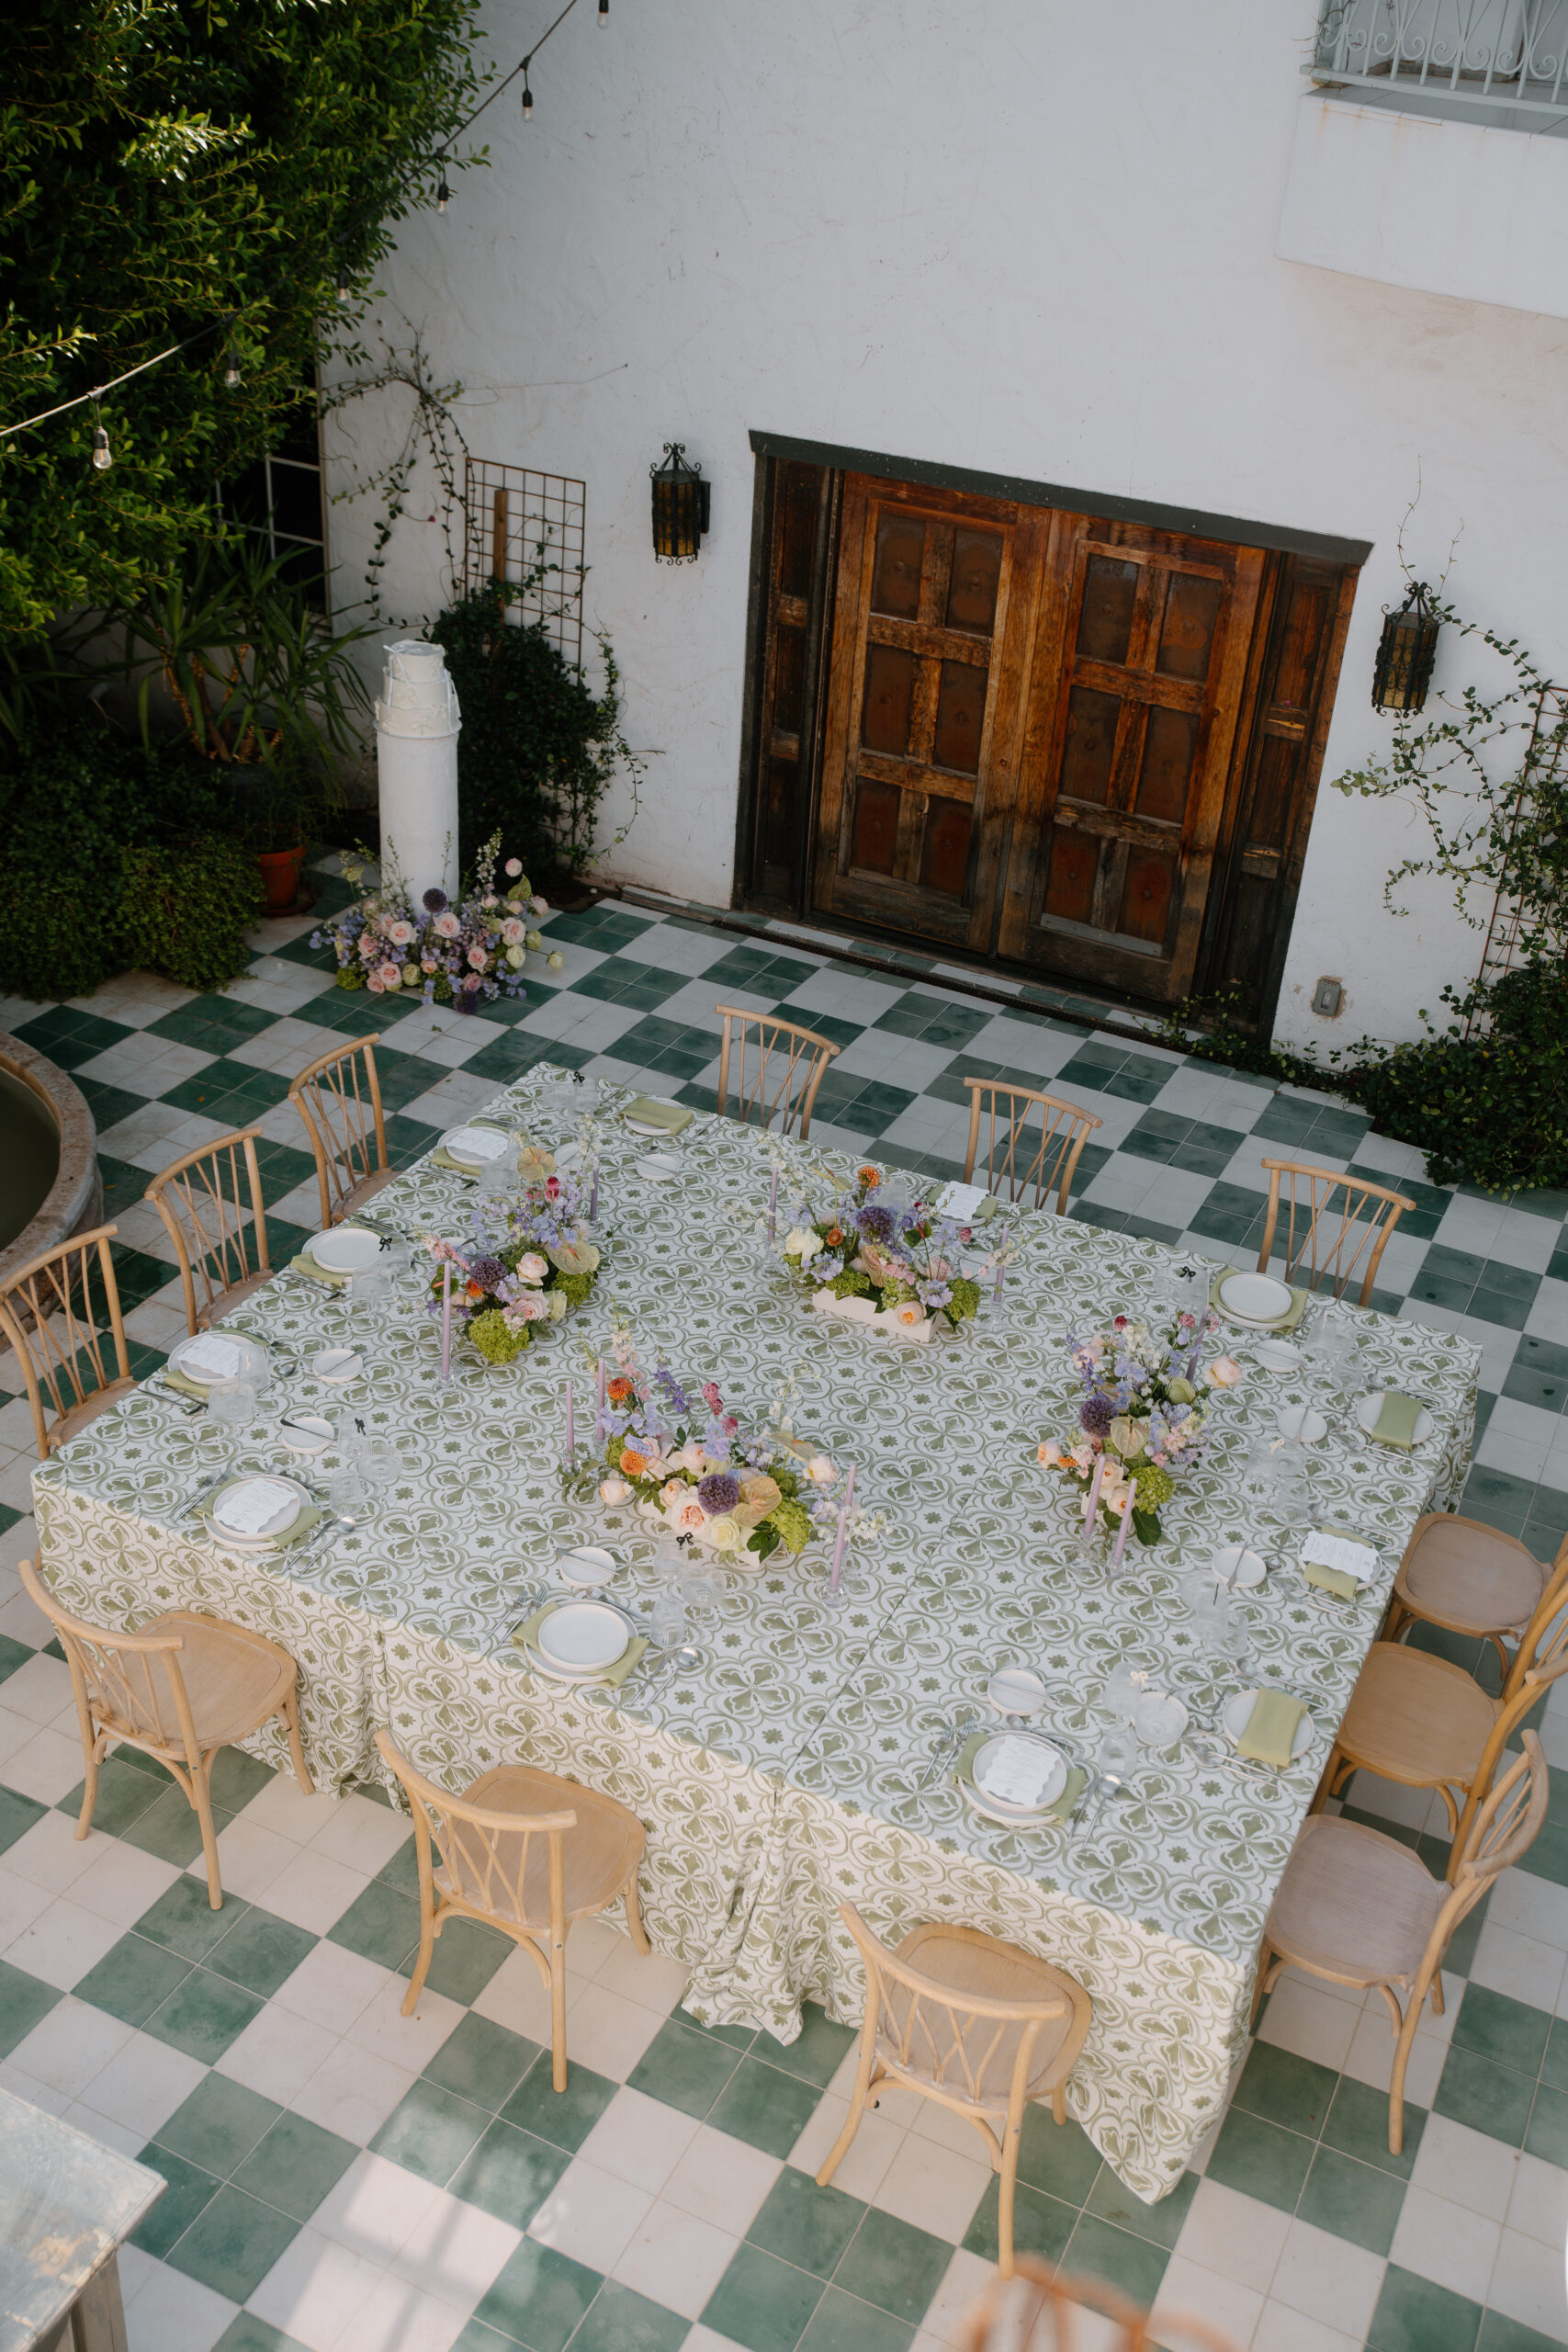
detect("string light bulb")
[437,172,451,211]
[598,0,607,20]
[334,256,351,302]
[222,339,242,388]
[91,413,112,470]
[521,59,534,118]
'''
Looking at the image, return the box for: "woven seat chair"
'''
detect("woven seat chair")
[1385,1515,1568,1683]
[376,1728,649,2090]
[1323,1568,1568,1879]
[818,1902,1091,2279]
[288,1033,395,1228]
[1262,1735,1547,2152]
[21,1559,312,1909]
[145,1125,273,1335]
[0,1224,135,1462]
[1256,1157,1416,1306]
[714,1004,840,1140]
[962,1079,1101,1217]
[960,2255,1241,2351]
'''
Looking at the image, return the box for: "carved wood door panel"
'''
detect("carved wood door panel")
[997,523,1265,1002]
[811,477,1043,952]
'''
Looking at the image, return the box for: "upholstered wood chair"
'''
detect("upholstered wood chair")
[1262,1735,1547,2153]
[961,1079,1101,1216]
[1385,1516,1568,1683]
[21,1559,312,1909]
[0,1225,135,1462]
[288,1034,394,1228]
[714,1005,840,1141]
[1323,1569,1568,1877]
[375,1728,649,2089]
[145,1126,273,1334]
[818,1902,1092,2279]
[1256,1158,1416,1306]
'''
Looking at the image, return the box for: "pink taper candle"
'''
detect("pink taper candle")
[1111,1476,1137,1570]
[589,1159,599,1222]
[440,1261,453,1385]
[993,1228,1009,1303]
[1082,1451,1105,1532]
[596,1356,606,1409]
[565,1377,574,1461]
[829,1463,855,1596]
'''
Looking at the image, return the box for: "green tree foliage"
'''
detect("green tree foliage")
[0,0,488,634]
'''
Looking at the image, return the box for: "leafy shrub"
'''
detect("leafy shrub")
[116,840,265,994]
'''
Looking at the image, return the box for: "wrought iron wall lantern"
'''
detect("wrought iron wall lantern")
[650,444,710,563]
[1371,581,1440,714]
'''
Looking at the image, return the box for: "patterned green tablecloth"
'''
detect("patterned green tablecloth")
[34,1070,1480,2201]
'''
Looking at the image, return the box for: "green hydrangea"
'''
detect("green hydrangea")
[877,1278,916,1306]
[468,1307,528,1364]
[946,1277,982,1323]
[1132,1462,1174,1512]
[770,1462,801,1500]
[827,1267,871,1299]
[767,1496,813,1555]
[335,966,365,990]
[553,1270,596,1308]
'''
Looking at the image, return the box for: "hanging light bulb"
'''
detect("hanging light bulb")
[335,255,351,302]
[91,417,112,470]
[437,172,451,212]
[222,339,242,388]
[597,0,608,21]
[521,62,534,119]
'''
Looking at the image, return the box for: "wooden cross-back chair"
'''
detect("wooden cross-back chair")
[0,1224,134,1462]
[288,1033,393,1228]
[959,2255,1242,2352]
[20,1558,312,1910]
[1263,1735,1547,2153]
[145,1125,272,1335]
[714,1004,840,1141]
[375,1728,649,2090]
[1386,1515,1568,1684]
[818,1902,1092,2280]
[1257,1158,1416,1307]
[962,1079,1102,1218]
[1323,1563,1568,1879]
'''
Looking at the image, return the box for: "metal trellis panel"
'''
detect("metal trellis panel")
[462,457,586,669]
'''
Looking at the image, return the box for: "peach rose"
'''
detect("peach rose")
[599,1476,631,1507]
[1206,1355,1244,1388]
[673,1498,707,1537]
[806,1454,837,1485]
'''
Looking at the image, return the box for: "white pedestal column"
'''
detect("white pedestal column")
[375,640,461,902]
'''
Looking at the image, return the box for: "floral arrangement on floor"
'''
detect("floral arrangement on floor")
[778,1163,984,1341]
[1038,1305,1242,1544]
[313,830,566,1011]
[591,1335,845,1564]
[425,1159,602,1363]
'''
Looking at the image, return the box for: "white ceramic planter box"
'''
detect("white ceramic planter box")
[809,1287,934,1343]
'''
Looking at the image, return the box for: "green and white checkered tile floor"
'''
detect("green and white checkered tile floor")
[2,855,1568,2352]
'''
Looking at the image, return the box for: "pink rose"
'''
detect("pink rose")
[367,974,385,993]
[434,910,461,939]
[1038,1440,1062,1466]
[675,1442,706,1476]
[1206,1356,1244,1388]
[467,944,489,970]
[377,961,401,988]
[501,918,526,945]
[505,857,523,877]
[659,1478,684,1511]
[482,894,498,909]
[673,1498,707,1536]
[507,1292,547,1323]
[531,895,549,915]
[358,933,376,958]
[388,919,415,947]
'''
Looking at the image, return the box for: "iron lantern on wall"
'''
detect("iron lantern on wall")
[1371,582,1440,714]
[650,443,710,563]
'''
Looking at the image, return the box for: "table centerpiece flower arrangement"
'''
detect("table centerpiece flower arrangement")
[423,1159,602,1364]
[777,1163,984,1344]
[588,1334,847,1566]
[1038,1306,1243,1545]
[313,831,564,1012]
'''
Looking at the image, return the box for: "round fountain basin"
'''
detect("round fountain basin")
[0,1035,103,1285]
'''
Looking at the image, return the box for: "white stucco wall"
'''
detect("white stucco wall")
[321,0,1568,1051]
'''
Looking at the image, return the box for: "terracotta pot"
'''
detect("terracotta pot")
[256,843,306,914]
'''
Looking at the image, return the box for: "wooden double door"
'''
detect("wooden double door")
[745,463,1357,1023]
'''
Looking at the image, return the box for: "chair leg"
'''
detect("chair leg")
[75,1724,104,1842]
[192,1753,224,1911]
[549,1938,569,2092]
[281,1688,313,1795]
[623,1866,651,1956]
[817,2050,878,2189]
[1388,1998,1417,2155]
[997,2132,1021,2280]
[1429,1972,1445,2018]
[1051,2084,1066,2125]
[403,1897,437,2016]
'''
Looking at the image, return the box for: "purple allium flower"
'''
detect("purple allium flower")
[1079,1393,1116,1439]
[856,1204,896,1244]
[453,988,476,1012]
[468,1255,507,1292]
[423,887,448,912]
[696,1472,741,1514]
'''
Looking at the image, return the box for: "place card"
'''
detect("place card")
[180,1333,244,1381]
[977,1736,1057,1808]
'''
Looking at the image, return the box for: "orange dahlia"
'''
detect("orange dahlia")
[619,1447,649,1478]
[607,1375,635,1404]
[857,1165,881,1190]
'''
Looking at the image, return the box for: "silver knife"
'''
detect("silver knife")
[170,1467,231,1522]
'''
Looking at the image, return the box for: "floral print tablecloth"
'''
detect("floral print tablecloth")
[34,1071,1479,2200]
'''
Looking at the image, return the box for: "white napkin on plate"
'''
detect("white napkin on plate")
[1302,1532,1377,1581]
[939,1182,990,1223]
[180,1333,244,1380]
[977,1736,1056,1808]
[448,1126,510,1160]
[214,1477,297,1534]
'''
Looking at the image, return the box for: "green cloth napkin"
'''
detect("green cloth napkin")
[1238,1690,1306,1766]
[290,1252,350,1290]
[1210,1266,1309,1333]
[623,1095,694,1136]
[955,1731,1089,1824]
[1303,1560,1359,1601]
[512,1601,648,1689]
[432,1117,514,1174]
[203,1476,321,1551]
[161,1366,212,1400]
[1370,1392,1423,1450]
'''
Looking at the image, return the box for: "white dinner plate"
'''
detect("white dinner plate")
[636,1153,681,1182]
[987,1666,1047,1719]
[279,1413,333,1455]
[1213,1545,1268,1590]
[309,1227,382,1275]
[536,1600,630,1671]
[1218,1272,1294,1323]
[1222,1689,1316,1759]
[959,1781,1063,1832]
[311,1347,363,1384]
[442,1125,511,1168]
[1277,1405,1327,1442]
[1358,1392,1435,1446]
[970,1732,1068,1815]
[1252,1340,1303,1373]
[552,1143,582,1171]
[557,1545,615,1589]
[167,1332,255,1386]
[626,1118,678,1138]
[209,1475,310,1546]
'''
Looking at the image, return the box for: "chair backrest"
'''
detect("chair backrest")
[1257,1159,1415,1307]
[1424,1736,1548,1987]
[288,1034,388,1227]
[375,1728,576,1935]
[840,1902,1084,2113]
[146,1126,270,1334]
[714,1005,840,1141]
[960,2256,1242,2351]
[962,1080,1101,1217]
[19,1558,201,1760]
[1500,1556,1568,1707]
[0,1225,130,1460]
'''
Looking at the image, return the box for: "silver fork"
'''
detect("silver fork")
[298,1510,356,1560]
[169,1466,232,1522]
[918,1711,982,1791]
[150,1376,205,1419]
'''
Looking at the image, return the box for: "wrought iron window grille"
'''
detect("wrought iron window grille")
[1309,0,1568,119]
